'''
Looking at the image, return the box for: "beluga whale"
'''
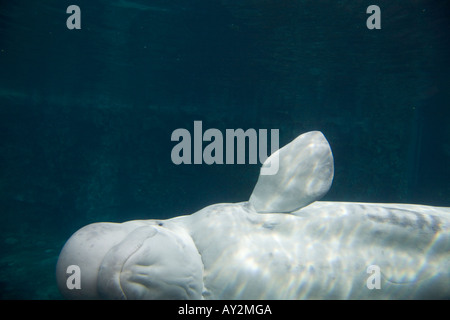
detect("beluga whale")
[56,131,450,299]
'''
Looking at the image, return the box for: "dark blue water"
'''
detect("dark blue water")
[0,0,449,299]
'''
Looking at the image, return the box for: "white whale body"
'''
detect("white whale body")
[56,131,450,299]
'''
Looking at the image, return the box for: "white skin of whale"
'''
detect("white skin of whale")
[56,131,450,299]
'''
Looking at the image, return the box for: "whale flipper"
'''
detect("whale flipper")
[249,131,334,213]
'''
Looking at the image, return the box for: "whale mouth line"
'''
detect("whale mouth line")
[97,226,158,299]
[117,235,148,299]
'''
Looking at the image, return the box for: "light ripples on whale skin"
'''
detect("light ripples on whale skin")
[295,202,450,297]
[182,201,450,299]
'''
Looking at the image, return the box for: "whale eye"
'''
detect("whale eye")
[158,222,164,227]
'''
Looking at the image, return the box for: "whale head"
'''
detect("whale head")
[56,220,204,299]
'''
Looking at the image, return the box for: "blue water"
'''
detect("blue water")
[0,0,449,299]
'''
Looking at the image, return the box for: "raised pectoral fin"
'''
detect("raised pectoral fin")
[249,131,334,213]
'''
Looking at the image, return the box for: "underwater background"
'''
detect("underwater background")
[0,0,449,299]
